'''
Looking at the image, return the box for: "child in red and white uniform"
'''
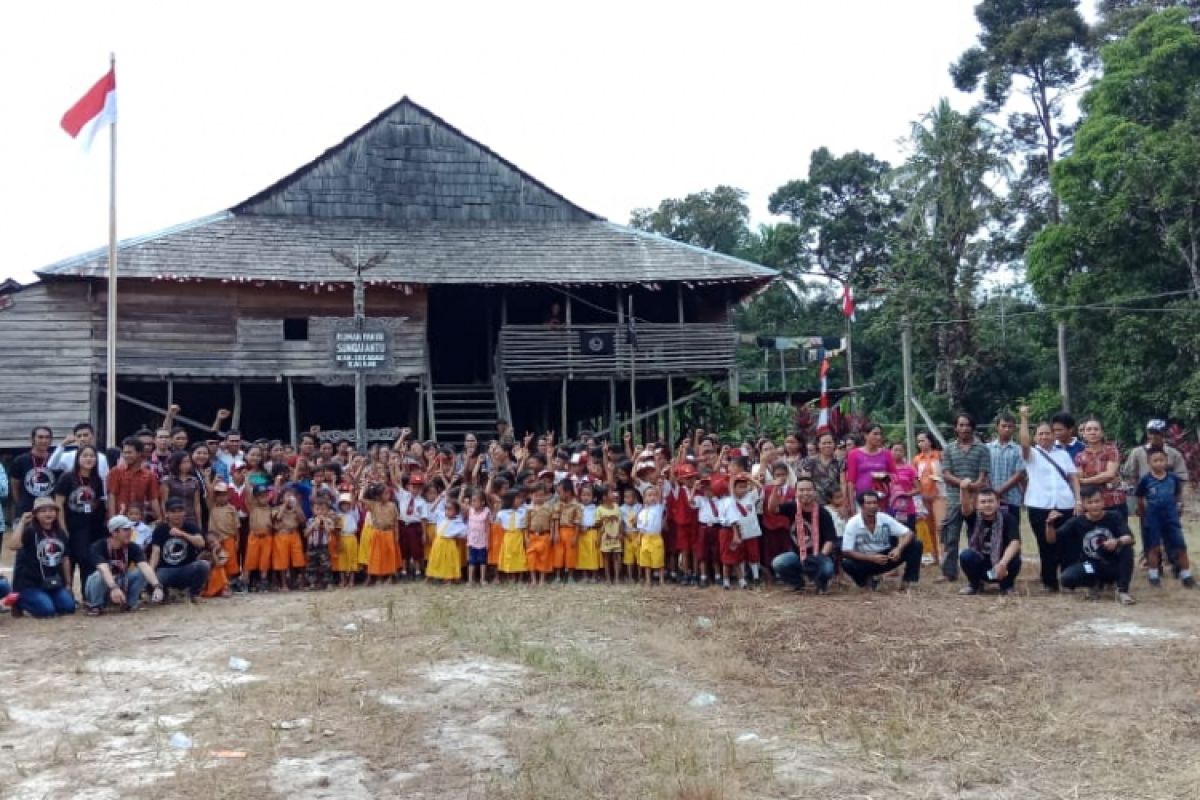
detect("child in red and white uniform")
[668,463,700,584]
[725,475,763,589]
[693,475,725,589]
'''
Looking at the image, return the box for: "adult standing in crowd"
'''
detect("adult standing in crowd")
[0,458,8,543]
[1051,412,1085,460]
[47,423,111,481]
[160,450,204,528]
[840,490,923,591]
[1074,418,1126,519]
[799,431,842,504]
[1020,405,1082,593]
[958,486,1021,596]
[843,424,896,513]
[1123,419,1189,506]
[10,426,57,517]
[54,445,108,588]
[217,428,246,472]
[987,412,1024,520]
[108,436,162,521]
[149,497,211,600]
[6,498,76,618]
[938,413,990,583]
[913,430,944,564]
[84,515,165,614]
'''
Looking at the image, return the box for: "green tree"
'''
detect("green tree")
[1029,9,1200,437]
[1092,1,1200,47]
[891,100,1010,411]
[629,185,751,256]
[952,0,1089,228]
[766,148,899,289]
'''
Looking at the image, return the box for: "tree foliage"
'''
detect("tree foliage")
[1029,9,1200,439]
[766,148,899,290]
[629,185,751,256]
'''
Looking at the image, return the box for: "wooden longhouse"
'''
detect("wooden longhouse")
[1,97,775,447]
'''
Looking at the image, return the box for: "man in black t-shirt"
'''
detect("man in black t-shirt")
[149,498,210,599]
[10,426,57,515]
[771,477,840,593]
[1050,486,1136,605]
[958,487,1022,595]
[84,515,164,614]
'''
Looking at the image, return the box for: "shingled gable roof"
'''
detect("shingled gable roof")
[38,97,777,288]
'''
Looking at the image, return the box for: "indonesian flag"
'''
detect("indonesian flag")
[816,357,831,430]
[61,68,117,151]
[841,283,856,322]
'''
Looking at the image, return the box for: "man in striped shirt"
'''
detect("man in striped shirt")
[987,412,1025,524]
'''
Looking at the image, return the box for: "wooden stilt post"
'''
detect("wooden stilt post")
[667,376,675,447]
[287,376,298,446]
[561,378,568,439]
[609,377,617,440]
[232,381,243,430]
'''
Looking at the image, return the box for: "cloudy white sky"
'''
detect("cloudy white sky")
[1,1,991,282]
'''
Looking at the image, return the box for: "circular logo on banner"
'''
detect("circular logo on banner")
[587,336,605,353]
[24,467,55,498]
[37,536,65,568]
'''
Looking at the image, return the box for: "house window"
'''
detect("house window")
[283,318,309,341]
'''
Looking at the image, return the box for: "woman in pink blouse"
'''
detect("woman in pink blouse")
[843,424,896,513]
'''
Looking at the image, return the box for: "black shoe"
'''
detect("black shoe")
[1184,576,1196,589]
[1149,575,1163,588]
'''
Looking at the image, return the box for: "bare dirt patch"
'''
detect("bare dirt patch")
[1,570,1199,799]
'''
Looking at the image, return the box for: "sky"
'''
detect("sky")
[0,0,988,282]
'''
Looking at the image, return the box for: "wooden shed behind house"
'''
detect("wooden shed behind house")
[3,97,775,448]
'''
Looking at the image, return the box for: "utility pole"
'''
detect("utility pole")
[901,316,915,459]
[332,246,388,452]
[1057,321,1070,412]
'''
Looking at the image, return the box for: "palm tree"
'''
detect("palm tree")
[891,99,1010,409]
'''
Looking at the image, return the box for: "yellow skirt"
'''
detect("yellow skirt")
[576,527,601,571]
[498,530,529,573]
[638,534,665,569]
[623,533,642,566]
[426,535,463,580]
[335,535,359,573]
[357,524,376,567]
[916,517,940,561]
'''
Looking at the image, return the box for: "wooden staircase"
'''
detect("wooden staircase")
[430,384,499,443]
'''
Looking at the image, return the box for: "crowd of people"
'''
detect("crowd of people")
[0,403,1191,619]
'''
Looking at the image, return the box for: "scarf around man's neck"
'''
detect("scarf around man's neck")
[969,510,1005,565]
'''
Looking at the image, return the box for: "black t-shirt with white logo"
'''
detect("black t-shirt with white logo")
[1055,512,1133,568]
[12,526,68,591]
[55,471,107,543]
[151,521,202,568]
[11,452,58,514]
[89,538,147,576]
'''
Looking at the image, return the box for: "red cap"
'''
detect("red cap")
[675,464,697,480]
[710,476,729,496]
[409,474,426,487]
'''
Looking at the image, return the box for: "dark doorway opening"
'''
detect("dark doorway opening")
[427,286,498,384]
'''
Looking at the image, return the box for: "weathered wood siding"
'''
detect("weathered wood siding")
[0,282,94,448]
[90,281,427,381]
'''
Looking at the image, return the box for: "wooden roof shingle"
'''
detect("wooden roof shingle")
[36,96,776,288]
[39,215,776,286]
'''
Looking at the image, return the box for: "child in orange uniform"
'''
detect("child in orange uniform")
[245,486,274,592]
[525,484,555,585]
[363,484,399,585]
[271,488,307,592]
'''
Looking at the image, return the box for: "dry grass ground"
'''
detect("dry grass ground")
[2,535,1200,799]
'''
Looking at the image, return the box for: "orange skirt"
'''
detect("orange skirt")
[554,525,579,570]
[488,521,504,566]
[244,530,273,573]
[526,532,553,573]
[365,522,398,576]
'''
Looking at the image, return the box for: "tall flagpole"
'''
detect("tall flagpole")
[106,52,118,444]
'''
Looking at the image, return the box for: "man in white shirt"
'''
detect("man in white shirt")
[47,423,111,481]
[841,491,923,590]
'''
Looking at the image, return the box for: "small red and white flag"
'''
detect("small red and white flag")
[61,67,117,151]
[841,283,856,322]
[816,356,831,430]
